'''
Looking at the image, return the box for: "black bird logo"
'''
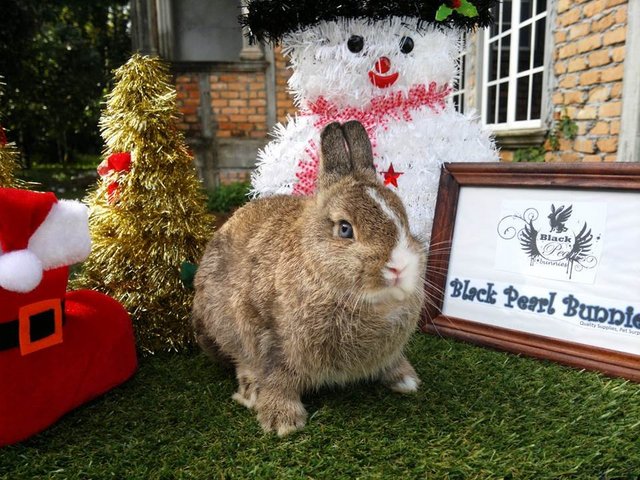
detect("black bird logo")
[548,204,572,233]
[519,220,540,265]
[565,223,593,279]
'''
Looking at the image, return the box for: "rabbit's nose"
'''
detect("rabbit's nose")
[374,57,392,74]
[387,267,402,276]
[385,266,405,286]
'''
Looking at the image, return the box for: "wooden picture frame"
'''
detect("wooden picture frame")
[421,162,640,382]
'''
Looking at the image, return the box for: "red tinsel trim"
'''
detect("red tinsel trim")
[304,82,450,129]
[0,126,7,147]
[293,140,320,196]
[292,82,450,196]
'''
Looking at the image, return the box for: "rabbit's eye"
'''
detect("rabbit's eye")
[347,35,364,53]
[338,220,354,239]
[400,36,414,54]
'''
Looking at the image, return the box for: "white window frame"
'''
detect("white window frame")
[481,0,549,132]
[451,33,468,114]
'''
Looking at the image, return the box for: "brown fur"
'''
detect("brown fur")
[192,121,426,436]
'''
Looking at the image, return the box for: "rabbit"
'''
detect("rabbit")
[192,120,426,436]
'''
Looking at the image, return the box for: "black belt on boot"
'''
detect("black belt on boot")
[0,299,65,353]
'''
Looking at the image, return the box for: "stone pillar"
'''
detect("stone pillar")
[197,72,218,188]
[239,0,264,60]
[155,0,175,59]
[264,44,278,130]
[131,0,159,55]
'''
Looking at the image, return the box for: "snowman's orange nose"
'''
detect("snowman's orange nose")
[375,57,392,74]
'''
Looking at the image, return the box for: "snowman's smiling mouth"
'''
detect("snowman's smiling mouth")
[369,56,399,89]
[369,71,399,89]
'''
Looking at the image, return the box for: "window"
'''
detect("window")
[482,0,547,130]
[172,0,244,62]
[451,33,467,114]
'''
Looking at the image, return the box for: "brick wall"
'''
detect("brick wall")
[547,0,627,162]
[175,73,202,137]
[275,47,296,123]
[176,50,296,139]
[176,71,271,140]
[210,72,268,139]
[174,49,298,186]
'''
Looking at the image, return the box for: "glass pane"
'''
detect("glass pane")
[531,72,543,119]
[516,76,530,120]
[459,96,465,114]
[502,0,513,33]
[537,0,547,14]
[519,24,532,72]
[489,41,499,81]
[520,0,533,21]
[460,54,466,90]
[490,5,500,37]
[498,82,509,123]
[534,18,546,68]
[487,85,497,124]
[500,34,511,79]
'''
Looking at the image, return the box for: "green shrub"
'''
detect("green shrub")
[513,146,545,163]
[207,181,251,213]
[513,110,578,163]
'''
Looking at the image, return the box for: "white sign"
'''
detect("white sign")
[440,186,640,356]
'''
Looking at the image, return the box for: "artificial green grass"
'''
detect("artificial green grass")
[1,335,639,479]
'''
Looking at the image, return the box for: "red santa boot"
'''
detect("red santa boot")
[0,188,137,446]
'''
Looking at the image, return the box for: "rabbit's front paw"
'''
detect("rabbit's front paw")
[257,398,308,436]
[381,357,421,394]
[232,367,259,409]
[388,374,421,393]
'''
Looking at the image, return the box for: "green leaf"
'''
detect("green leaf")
[435,5,454,21]
[457,0,479,17]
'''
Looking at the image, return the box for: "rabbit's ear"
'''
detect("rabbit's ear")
[341,121,375,176]
[319,122,352,189]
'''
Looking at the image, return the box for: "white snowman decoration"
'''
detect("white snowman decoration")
[243,0,499,241]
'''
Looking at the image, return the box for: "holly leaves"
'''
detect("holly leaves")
[436,0,479,21]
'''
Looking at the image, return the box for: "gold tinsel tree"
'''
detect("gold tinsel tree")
[0,79,22,188]
[74,54,214,353]
[0,138,21,188]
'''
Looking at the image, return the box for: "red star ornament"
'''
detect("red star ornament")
[382,163,403,188]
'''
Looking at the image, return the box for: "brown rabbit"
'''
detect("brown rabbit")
[192,121,426,436]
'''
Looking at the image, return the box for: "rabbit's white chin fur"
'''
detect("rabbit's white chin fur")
[365,286,409,304]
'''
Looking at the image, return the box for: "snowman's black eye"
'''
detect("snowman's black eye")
[400,36,414,54]
[347,35,364,53]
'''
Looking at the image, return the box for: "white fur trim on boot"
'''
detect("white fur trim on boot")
[28,200,92,270]
[0,249,44,293]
